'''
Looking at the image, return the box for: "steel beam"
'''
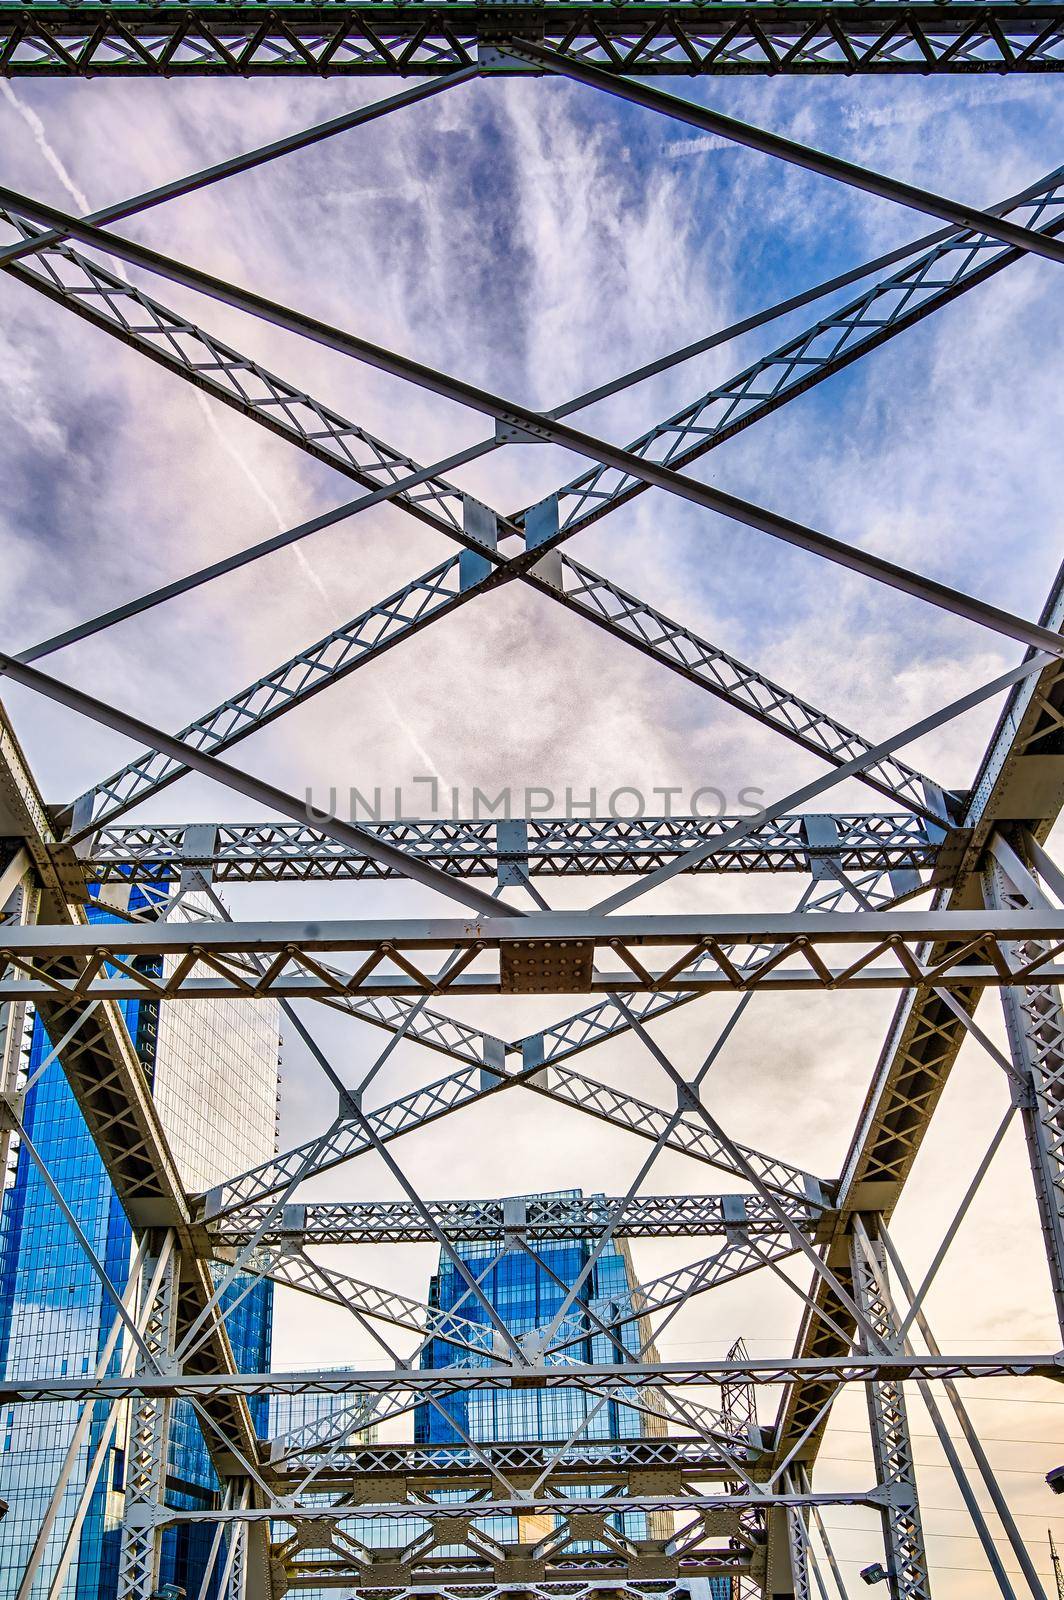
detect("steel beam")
[1,1351,1059,1404]
[134,1487,896,1525]
[267,1584,742,1599]
[116,1239,178,1600]
[83,812,941,883]
[208,1191,818,1245]
[3,908,1064,1005]
[850,1223,930,1600]
[2,4,1063,77]
[985,847,1064,1334]
[264,1434,761,1480]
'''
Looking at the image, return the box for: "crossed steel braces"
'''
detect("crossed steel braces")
[0,39,1062,1600]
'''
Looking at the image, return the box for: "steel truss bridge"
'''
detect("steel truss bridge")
[0,25,1062,1600]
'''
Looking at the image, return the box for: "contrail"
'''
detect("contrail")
[843,78,1048,131]
[380,688,452,793]
[190,391,332,608]
[0,80,127,279]
[665,132,731,158]
[0,81,92,215]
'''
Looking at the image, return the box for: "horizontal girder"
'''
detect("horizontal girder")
[208,1191,818,1244]
[3,1351,1058,1403]
[265,1435,765,1479]
[280,1582,748,1597]
[79,811,941,883]
[275,1577,747,1594]
[276,1551,754,1590]
[2,3,1063,76]
[4,907,1063,1001]
[151,1486,883,1525]
[281,1576,749,1594]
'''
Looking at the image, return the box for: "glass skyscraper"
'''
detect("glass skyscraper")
[415,1190,660,1448]
[412,1192,669,1553]
[0,883,281,1599]
[413,1193,731,1600]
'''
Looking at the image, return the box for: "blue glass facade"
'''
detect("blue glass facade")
[0,892,276,1598]
[414,1194,732,1600]
[416,1202,650,1446]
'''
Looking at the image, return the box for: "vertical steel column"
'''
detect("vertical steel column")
[219,1495,249,1600]
[984,852,1064,1337]
[784,1474,814,1600]
[849,1222,930,1600]
[227,1527,248,1600]
[117,1235,177,1600]
[765,1502,800,1598]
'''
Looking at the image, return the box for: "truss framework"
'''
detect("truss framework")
[81,812,941,883]
[0,35,1061,1600]
[3,3,1064,78]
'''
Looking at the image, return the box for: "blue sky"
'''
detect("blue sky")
[1,65,1063,1593]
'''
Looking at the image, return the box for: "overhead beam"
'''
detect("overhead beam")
[3,904,1064,998]
[133,1486,894,1525]
[2,4,1063,77]
[81,813,942,884]
[2,1350,1059,1403]
[7,905,1061,960]
[208,1191,819,1245]
[266,1434,754,1478]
